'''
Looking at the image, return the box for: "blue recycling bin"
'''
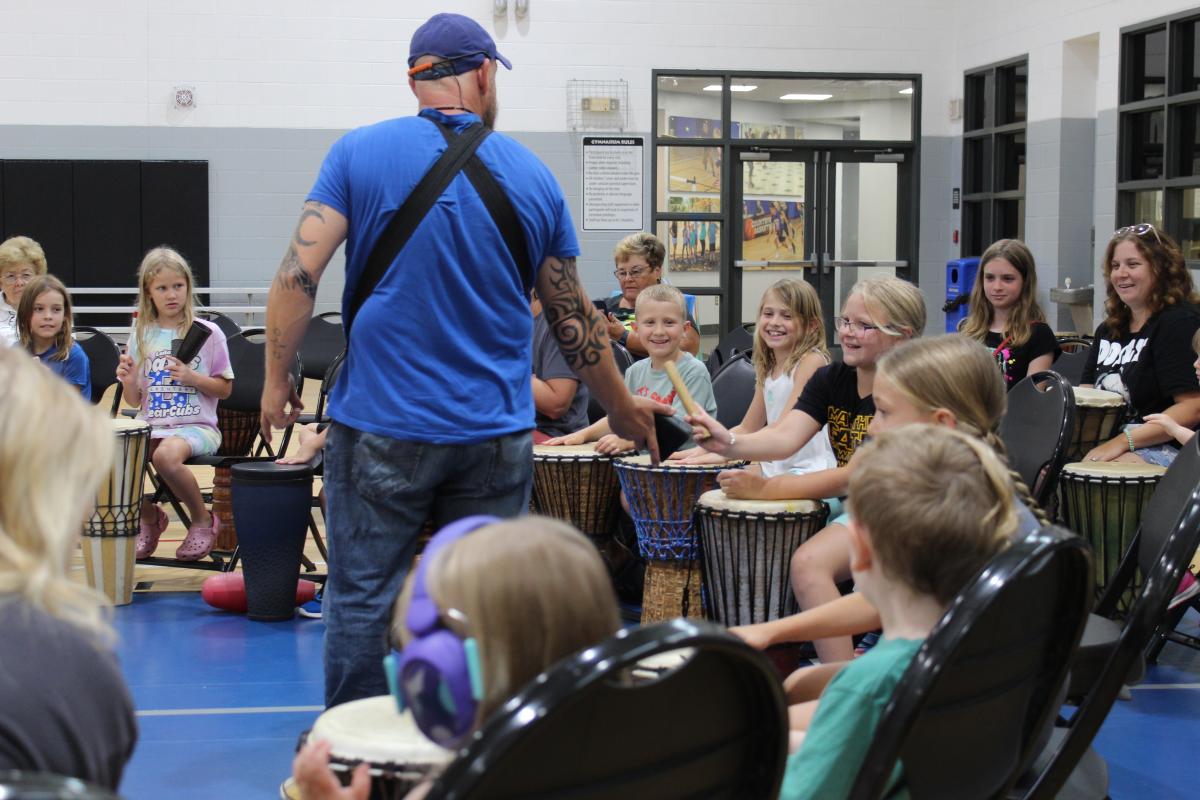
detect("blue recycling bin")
[945,257,980,333]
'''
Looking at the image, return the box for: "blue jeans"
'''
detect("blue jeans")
[322,422,532,707]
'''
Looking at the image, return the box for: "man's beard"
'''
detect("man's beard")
[482,90,498,129]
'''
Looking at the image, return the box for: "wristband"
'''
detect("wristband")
[619,330,629,347]
[728,432,736,449]
[1125,429,1136,453]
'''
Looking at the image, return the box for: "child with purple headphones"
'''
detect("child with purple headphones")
[293,516,622,799]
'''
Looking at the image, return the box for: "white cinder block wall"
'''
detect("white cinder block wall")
[0,0,1195,328]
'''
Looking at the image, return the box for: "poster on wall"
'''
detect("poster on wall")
[582,136,643,231]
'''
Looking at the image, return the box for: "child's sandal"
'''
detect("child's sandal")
[135,506,170,560]
[176,513,221,561]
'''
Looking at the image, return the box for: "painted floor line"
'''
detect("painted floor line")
[137,705,323,717]
[1130,683,1200,690]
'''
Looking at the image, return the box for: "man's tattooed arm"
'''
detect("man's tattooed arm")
[539,256,607,370]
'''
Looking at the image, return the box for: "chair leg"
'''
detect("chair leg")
[1146,602,1195,663]
[308,510,329,562]
[147,466,192,529]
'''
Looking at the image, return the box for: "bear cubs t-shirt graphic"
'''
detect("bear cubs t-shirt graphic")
[145,351,203,420]
[827,406,870,466]
[1093,336,1148,404]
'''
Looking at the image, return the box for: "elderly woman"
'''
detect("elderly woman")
[0,235,48,347]
[1081,224,1200,466]
[598,232,700,358]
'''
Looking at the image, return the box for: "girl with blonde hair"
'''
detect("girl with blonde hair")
[959,239,1058,388]
[0,347,137,788]
[673,278,836,477]
[17,274,90,397]
[116,246,235,561]
[293,516,621,799]
[732,335,1049,695]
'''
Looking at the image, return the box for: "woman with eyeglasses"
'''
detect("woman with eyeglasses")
[1080,224,1200,466]
[599,232,700,358]
[0,235,48,347]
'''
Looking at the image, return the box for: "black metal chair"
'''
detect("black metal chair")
[280,349,344,453]
[297,313,346,384]
[431,619,788,799]
[587,341,635,424]
[705,323,755,376]
[1013,435,1200,799]
[849,527,1092,800]
[998,370,1075,507]
[73,325,122,415]
[195,309,242,339]
[711,352,756,429]
[0,771,120,799]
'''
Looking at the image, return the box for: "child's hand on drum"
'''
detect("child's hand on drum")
[595,434,635,455]
[671,448,726,465]
[717,468,767,499]
[728,622,774,651]
[686,407,733,454]
[1083,437,1130,463]
[1143,413,1192,445]
[543,430,588,446]
[293,739,370,800]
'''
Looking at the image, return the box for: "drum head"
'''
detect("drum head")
[616,454,745,470]
[697,489,821,515]
[309,696,452,769]
[1072,387,1124,408]
[534,443,608,458]
[1062,461,1167,479]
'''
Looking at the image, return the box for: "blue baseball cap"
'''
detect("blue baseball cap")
[407,13,512,76]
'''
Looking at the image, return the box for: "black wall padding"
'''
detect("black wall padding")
[3,160,75,283]
[141,161,209,289]
[73,161,144,326]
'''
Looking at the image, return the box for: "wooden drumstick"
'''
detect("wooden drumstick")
[663,360,710,440]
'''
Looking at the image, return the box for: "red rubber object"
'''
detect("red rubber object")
[201,574,318,613]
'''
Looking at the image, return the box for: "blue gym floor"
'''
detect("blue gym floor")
[113,592,1200,799]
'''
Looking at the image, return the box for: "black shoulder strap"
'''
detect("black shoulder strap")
[346,120,490,334]
[432,122,534,295]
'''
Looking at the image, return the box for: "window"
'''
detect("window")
[962,58,1027,256]
[1118,11,1200,263]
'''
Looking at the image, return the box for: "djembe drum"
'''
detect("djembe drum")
[298,696,453,800]
[210,406,260,551]
[532,443,627,552]
[1059,460,1165,610]
[1066,387,1125,462]
[613,455,747,624]
[83,418,150,605]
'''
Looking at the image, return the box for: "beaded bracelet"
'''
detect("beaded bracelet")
[1125,429,1136,453]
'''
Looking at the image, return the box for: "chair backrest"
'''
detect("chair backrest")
[72,325,121,409]
[298,314,347,381]
[0,770,119,799]
[1048,349,1089,386]
[998,371,1075,506]
[195,309,242,339]
[705,324,755,376]
[1024,439,1200,798]
[431,619,788,800]
[221,330,301,413]
[312,349,346,422]
[711,352,756,429]
[849,527,1092,800]
[587,342,634,424]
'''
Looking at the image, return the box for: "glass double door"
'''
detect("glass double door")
[730,147,914,343]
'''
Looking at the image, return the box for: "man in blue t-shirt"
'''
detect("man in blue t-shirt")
[261,13,662,707]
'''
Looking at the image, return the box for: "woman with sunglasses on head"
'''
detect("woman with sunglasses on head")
[598,232,700,358]
[1081,224,1200,467]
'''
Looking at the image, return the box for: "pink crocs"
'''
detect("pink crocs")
[135,506,170,560]
[176,512,221,561]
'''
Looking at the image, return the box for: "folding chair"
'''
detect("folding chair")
[710,352,756,429]
[998,370,1075,507]
[0,771,119,800]
[73,325,122,415]
[705,323,755,376]
[1013,436,1200,799]
[586,341,635,424]
[431,618,788,799]
[849,527,1091,800]
[195,309,242,339]
[297,312,345,385]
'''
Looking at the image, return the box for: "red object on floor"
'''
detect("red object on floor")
[201,574,317,613]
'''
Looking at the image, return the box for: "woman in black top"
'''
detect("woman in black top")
[1080,224,1200,465]
[958,238,1059,389]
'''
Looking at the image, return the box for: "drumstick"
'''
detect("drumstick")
[663,360,710,440]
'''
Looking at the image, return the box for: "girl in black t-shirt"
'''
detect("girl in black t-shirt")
[1080,224,1200,466]
[959,238,1059,389]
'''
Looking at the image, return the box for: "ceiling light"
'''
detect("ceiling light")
[703,84,757,92]
[898,87,914,95]
[780,93,832,101]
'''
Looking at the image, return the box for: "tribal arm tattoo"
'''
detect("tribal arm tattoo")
[272,202,326,300]
[539,256,607,370]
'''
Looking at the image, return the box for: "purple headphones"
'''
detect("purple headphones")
[383,515,498,748]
